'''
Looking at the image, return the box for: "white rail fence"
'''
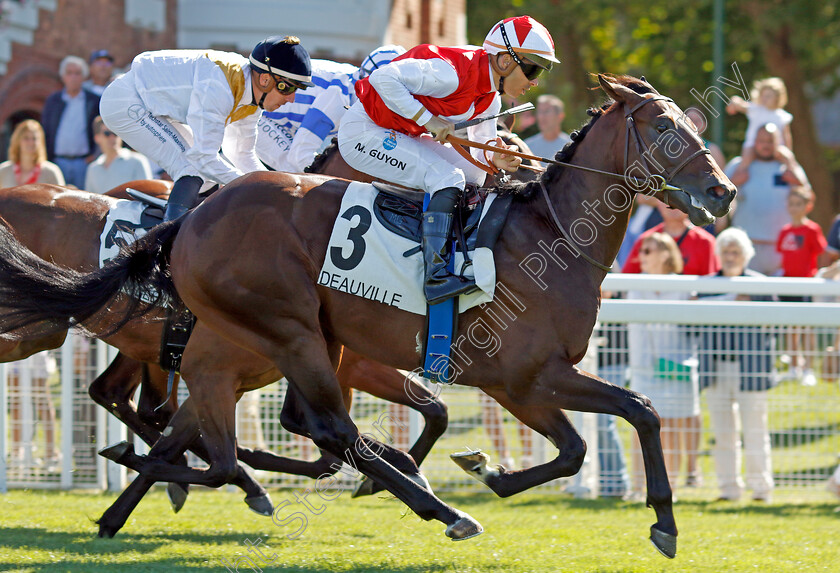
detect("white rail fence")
[2,275,839,501]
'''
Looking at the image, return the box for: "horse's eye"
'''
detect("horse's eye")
[656,123,669,134]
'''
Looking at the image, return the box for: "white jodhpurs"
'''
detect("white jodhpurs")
[99,73,199,181]
[337,102,488,195]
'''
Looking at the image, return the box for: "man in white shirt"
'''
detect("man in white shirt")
[99,36,314,222]
[524,94,571,159]
[85,116,152,194]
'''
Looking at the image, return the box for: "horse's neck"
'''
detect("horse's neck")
[505,115,631,289]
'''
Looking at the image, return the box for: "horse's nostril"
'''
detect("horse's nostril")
[707,185,727,198]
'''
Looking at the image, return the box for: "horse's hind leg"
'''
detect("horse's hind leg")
[340,356,448,466]
[457,362,676,558]
[96,396,201,537]
[343,359,447,496]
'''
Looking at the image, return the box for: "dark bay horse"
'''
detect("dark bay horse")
[0,76,735,557]
[0,180,448,535]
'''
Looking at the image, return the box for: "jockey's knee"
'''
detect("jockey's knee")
[425,168,464,195]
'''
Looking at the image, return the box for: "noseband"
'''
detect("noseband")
[623,96,711,194]
[539,95,711,272]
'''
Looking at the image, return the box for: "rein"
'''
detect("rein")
[447,95,711,272]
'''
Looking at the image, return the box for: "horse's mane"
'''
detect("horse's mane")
[306,138,340,174]
[498,74,656,202]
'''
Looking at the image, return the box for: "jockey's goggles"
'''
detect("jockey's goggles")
[518,55,552,81]
[271,74,307,95]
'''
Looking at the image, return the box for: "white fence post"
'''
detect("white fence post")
[104,344,126,491]
[20,357,33,466]
[60,334,74,489]
[95,340,109,490]
[0,362,7,494]
[565,341,600,499]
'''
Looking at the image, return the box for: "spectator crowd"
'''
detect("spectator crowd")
[1,40,838,504]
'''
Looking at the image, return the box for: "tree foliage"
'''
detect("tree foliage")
[466,0,840,219]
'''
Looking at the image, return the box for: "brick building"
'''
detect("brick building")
[0,0,465,162]
[0,0,176,159]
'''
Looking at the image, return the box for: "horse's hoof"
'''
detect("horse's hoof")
[650,525,677,559]
[97,521,119,538]
[352,476,376,498]
[445,513,484,541]
[98,441,133,463]
[450,450,499,486]
[167,482,189,513]
[245,493,274,517]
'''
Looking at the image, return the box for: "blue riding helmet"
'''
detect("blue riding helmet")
[250,36,315,88]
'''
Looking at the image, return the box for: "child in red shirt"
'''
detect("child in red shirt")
[776,186,827,279]
[775,185,826,385]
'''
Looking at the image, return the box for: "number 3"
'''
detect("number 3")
[330,205,371,270]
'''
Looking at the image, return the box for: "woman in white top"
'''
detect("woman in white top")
[627,232,699,496]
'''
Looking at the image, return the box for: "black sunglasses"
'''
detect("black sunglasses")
[519,59,550,81]
[270,74,305,96]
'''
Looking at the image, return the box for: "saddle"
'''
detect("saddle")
[371,182,488,254]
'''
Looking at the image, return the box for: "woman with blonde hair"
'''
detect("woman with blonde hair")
[0,120,65,187]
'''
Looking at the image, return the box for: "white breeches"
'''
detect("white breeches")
[99,73,199,181]
[337,102,487,195]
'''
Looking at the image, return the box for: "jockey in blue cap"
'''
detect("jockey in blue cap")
[99,36,314,222]
[256,45,406,173]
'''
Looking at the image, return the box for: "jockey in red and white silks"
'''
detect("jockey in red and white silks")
[337,15,559,304]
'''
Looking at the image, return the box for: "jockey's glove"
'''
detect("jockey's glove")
[490,137,522,172]
[424,115,455,142]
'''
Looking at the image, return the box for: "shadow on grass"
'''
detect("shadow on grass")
[0,527,257,554]
[0,556,465,573]
[770,422,840,448]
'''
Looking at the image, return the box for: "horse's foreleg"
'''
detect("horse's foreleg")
[136,364,179,432]
[467,364,676,558]
[88,353,160,445]
[342,360,447,497]
[263,336,478,539]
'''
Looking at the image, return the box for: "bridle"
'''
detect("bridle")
[446,94,713,272]
[537,95,711,272]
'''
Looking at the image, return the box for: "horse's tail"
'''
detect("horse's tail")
[0,219,184,339]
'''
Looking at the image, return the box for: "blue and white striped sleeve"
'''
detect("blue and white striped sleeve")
[283,85,349,172]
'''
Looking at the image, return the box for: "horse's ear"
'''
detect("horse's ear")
[598,74,640,105]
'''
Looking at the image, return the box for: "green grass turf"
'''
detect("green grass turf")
[1,488,839,572]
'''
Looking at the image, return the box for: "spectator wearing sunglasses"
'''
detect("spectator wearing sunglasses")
[98,36,314,223]
[84,116,152,194]
[338,15,558,304]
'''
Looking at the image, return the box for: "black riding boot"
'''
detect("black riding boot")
[162,175,203,222]
[422,187,473,305]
